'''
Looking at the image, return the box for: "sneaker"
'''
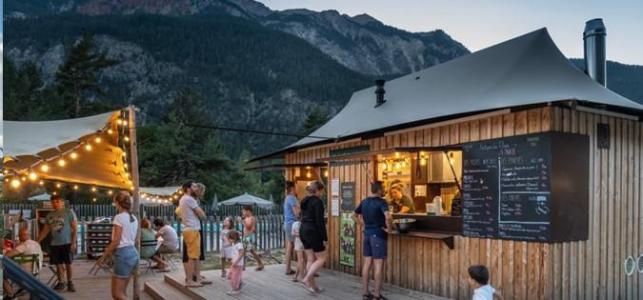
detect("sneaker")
[52,282,66,291]
[67,282,76,292]
[226,290,240,295]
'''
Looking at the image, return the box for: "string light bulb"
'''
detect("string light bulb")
[95,137,102,144]
[56,183,62,188]
[57,158,67,167]
[21,176,27,182]
[10,179,21,189]
[52,191,58,196]
[117,119,123,125]
[39,180,45,186]
[306,171,312,178]
[107,129,114,135]
[324,170,329,177]
[92,198,97,202]
[4,178,9,183]
[124,136,130,142]
[108,190,114,196]
[420,158,427,166]
[85,144,93,151]
[70,152,78,160]
[91,187,97,192]
[41,164,50,172]
[123,120,128,127]
[73,185,79,190]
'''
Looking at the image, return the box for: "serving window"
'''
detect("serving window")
[376,149,463,216]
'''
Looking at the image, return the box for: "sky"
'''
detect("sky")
[263,0,643,65]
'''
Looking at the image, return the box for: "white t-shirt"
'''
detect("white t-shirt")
[473,284,495,300]
[291,221,301,237]
[179,195,201,231]
[113,212,138,248]
[231,242,244,266]
[14,239,43,270]
[158,225,178,250]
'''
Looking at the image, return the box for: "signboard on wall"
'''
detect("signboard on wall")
[340,182,356,212]
[339,212,356,267]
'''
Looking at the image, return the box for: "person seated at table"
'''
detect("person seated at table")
[5,227,43,273]
[140,219,157,260]
[152,218,179,271]
[387,182,415,214]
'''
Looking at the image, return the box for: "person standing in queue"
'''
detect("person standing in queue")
[95,192,139,300]
[283,181,299,275]
[37,194,78,292]
[299,180,327,294]
[178,181,210,287]
[353,181,393,300]
[388,182,415,213]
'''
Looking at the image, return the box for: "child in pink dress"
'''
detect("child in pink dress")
[226,230,244,295]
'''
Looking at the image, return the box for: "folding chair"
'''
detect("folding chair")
[140,239,159,274]
[9,254,41,298]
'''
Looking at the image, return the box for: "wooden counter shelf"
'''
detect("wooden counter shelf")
[390,230,455,249]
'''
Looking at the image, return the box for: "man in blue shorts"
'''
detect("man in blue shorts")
[353,181,393,300]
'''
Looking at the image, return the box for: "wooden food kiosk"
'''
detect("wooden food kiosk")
[251,27,643,299]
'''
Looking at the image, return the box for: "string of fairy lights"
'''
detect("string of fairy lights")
[0,109,177,203]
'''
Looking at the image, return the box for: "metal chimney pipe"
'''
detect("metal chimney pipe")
[583,18,607,87]
[374,79,386,107]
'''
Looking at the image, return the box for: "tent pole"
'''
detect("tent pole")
[128,105,142,300]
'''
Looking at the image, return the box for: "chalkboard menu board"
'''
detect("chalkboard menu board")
[462,132,589,242]
[341,182,356,212]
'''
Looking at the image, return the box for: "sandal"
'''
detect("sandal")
[299,281,316,294]
[285,269,296,275]
[363,293,373,300]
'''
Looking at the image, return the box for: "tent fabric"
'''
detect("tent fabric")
[139,186,180,196]
[3,111,131,189]
[219,193,274,208]
[4,112,117,158]
[28,193,51,201]
[253,28,643,160]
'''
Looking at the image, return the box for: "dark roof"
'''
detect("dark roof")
[250,28,643,162]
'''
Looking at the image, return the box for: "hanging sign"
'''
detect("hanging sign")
[340,182,356,212]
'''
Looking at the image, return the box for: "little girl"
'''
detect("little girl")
[226,230,245,295]
[220,217,234,278]
[291,218,305,282]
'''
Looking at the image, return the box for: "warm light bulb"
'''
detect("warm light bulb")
[85,144,93,151]
[117,119,123,125]
[306,171,312,178]
[91,187,97,192]
[395,152,400,158]
[41,164,50,172]
[2,170,8,175]
[95,137,102,144]
[56,183,62,188]
[420,158,427,166]
[324,170,329,177]
[395,162,401,169]
[4,178,9,183]
[124,136,130,142]
[39,180,45,186]
[123,121,128,127]
[108,129,114,135]
[21,176,27,182]
[108,190,114,195]
[122,152,127,157]
[52,191,58,196]
[124,164,128,169]
[10,179,21,189]
[92,198,97,202]
[74,185,79,190]
[70,152,78,159]
[57,158,67,167]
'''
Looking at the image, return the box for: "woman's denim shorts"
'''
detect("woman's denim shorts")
[113,246,139,278]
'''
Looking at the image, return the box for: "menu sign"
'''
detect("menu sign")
[462,134,553,241]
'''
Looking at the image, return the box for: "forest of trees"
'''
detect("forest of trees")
[3,34,331,204]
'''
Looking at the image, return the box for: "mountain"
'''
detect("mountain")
[5,0,470,76]
[570,59,643,105]
[4,13,372,155]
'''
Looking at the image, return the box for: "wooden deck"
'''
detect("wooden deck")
[35,260,447,299]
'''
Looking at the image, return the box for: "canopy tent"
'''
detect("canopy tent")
[219,193,275,208]
[3,110,133,190]
[28,193,51,201]
[250,28,643,162]
[139,186,181,205]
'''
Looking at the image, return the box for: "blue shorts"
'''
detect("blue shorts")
[284,222,294,241]
[363,234,387,259]
[113,246,139,279]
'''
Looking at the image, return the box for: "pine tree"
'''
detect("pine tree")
[302,106,330,135]
[55,33,118,118]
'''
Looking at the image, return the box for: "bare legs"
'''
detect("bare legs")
[361,257,385,297]
[302,250,326,291]
[249,249,264,270]
[111,276,130,300]
[285,240,294,273]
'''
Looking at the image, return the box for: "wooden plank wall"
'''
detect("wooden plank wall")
[285,106,642,300]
